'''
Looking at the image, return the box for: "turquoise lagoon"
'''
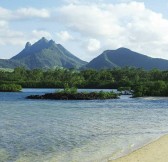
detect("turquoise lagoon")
[0,89,168,162]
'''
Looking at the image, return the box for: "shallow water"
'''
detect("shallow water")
[0,89,168,162]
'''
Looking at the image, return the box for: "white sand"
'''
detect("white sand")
[109,135,168,162]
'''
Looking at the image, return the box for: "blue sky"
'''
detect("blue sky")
[1,0,168,14]
[0,0,168,61]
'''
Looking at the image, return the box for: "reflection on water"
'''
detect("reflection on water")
[0,89,168,162]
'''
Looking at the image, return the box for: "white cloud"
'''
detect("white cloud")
[0,20,25,46]
[56,31,74,42]
[0,6,51,49]
[1,2,168,61]
[31,30,52,40]
[15,8,50,19]
[0,7,50,21]
[0,6,51,50]
[87,38,101,52]
[59,4,123,37]
[0,7,11,20]
[0,20,8,29]
[0,28,52,47]
[58,1,168,60]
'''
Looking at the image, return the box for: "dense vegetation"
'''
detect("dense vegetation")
[0,67,168,96]
[133,81,168,97]
[27,86,118,100]
[0,84,22,92]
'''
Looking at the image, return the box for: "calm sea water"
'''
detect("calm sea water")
[0,89,168,162]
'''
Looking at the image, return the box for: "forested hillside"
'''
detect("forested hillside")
[85,48,168,70]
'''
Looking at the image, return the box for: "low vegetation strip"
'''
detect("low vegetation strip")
[27,90,119,100]
[0,84,22,92]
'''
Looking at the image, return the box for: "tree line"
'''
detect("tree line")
[0,67,168,96]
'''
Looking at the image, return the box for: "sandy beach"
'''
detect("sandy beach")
[109,135,168,162]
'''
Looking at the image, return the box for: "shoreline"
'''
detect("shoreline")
[108,134,168,162]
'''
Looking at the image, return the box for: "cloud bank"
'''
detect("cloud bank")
[58,1,168,60]
[0,1,168,61]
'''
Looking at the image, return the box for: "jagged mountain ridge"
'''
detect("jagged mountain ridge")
[10,37,87,69]
[84,48,168,70]
[1,40,168,70]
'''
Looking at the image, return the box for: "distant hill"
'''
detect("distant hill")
[10,37,87,69]
[84,48,168,70]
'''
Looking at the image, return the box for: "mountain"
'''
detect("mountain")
[0,59,23,69]
[84,48,168,70]
[9,37,87,69]
[1,43,168,70]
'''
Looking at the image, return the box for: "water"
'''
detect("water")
[0,89,168,162]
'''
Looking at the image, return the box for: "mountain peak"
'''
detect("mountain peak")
[116,47,131,51]
[25,42,31,49]
[36,38,57,47]
[49,40,55,45]
[38,37,49,43]
[10,38,87,69]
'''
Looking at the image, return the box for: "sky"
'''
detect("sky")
[0,0,168,61]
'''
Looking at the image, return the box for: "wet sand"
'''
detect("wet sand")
[109,135,168,162]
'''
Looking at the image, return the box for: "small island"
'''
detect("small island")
[27,87,119,100]
[0,84,22,92]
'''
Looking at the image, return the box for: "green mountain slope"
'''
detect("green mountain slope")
[10,37,87,69]
[85,48,168,70]
[0,59,23,69]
